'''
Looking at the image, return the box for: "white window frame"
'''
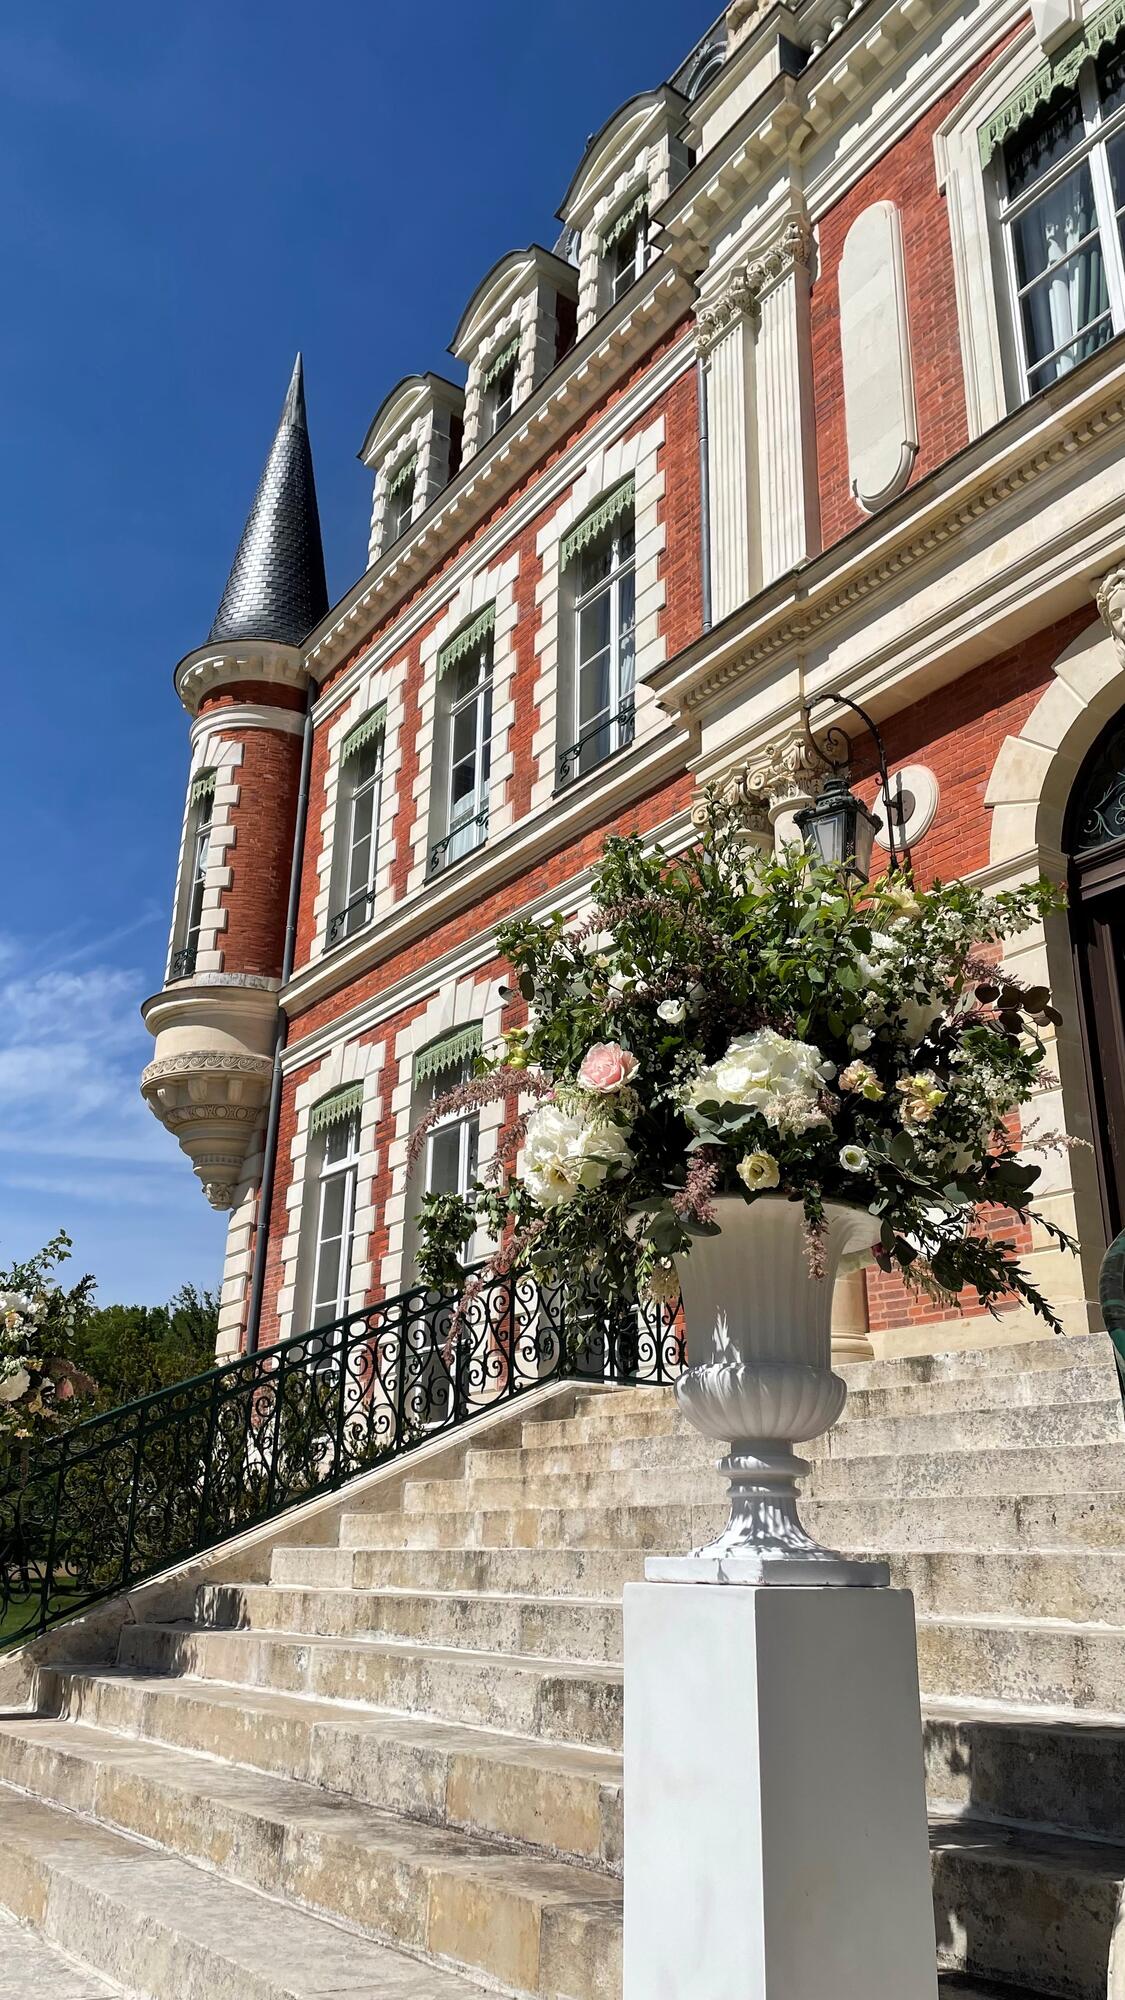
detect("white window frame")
[431,636,493,874]
[330,732,384,946]
[309,1111,361,1335]
[386,470,416,546]
[606,207,649,306]
[487,356,518,436]
[560,513,637,788]
[173,781,214,976]
[995,52,1125,401]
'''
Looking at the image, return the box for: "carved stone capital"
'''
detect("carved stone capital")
[726,0,766,43]
[696,219,815,354]
[741,728,826,816]
[695,269,761,354]
[745,217,815,300]
[1095,566,1125,661]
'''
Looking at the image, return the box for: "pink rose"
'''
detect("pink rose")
[577,1042,639,1094]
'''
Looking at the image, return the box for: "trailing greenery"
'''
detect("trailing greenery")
[415,796,1073,1330]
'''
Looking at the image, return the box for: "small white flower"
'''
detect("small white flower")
[657,998,687,1025]
[737,1150,781,1192]
[839,1144,868,1174]
[849,1024,874,1052]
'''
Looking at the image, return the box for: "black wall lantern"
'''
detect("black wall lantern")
[795,692,912,882]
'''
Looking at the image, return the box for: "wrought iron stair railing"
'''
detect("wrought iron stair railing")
[0,1271,684,1652]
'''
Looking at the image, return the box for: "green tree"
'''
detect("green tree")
[71,1284,219,1410]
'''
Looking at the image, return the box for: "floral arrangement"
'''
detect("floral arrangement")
[0,1234,96,1448]
[413,799,1073,1329]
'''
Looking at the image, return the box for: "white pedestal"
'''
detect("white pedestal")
[624,1583,938,2000]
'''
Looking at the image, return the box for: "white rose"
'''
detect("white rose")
[523,1103,634,1209]
[657,998,687,1025]
[0,1364,30,1404]
[892,993,945,1044]
[839,1145,868,1174]
[737,1151,781,1192]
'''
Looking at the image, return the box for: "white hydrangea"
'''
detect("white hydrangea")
[523,1103,635,1209]
[686,1028,835,1133]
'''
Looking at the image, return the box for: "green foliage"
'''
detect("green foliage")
[71,1284,219,1410]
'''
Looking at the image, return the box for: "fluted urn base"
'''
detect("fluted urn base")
[646,1195,888,1587]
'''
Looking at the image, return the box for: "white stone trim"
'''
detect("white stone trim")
[985,615,1125,1334]
[933,19,1042,439]
[405,553,521,897]
[382,974,507,1294]
[368,431,427,567]
[311,658,409,961]
[189,704,306,743]
[167,732,244,977]
[532,415,667,809]
[216,1135,265,1360]
[276,1038,386,1344]
[463,307,535,463]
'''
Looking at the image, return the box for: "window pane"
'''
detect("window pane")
[1003,88,1085,198]
[314,1233,343,1311]
[1011,162,1097,285]
[618,569,636,701]
[1027,314,1114,387]
[1011,165,1109,378]
[578,590,612,668]
[577,538,614,596]
[1097,33,1125,117]
[323,1115,357,1167]
[428,1123,465,1196]
[1108,129,1125,217]
[449,648,488,704]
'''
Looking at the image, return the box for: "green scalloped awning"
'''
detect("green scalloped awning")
[309,1083,364,1136]
[386,454,417,497]
[340,704,386,767]
[413,1022,482,1086]
[189,769,216,807]
[482,336,520,389]
[438,604,495,680]
[978,0,1125,161]
[601,188,648,252]
[560,476,635,570]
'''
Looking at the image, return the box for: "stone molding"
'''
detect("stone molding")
[141,1051,274,1085]
[175,641,306,717]
[695,219,814,353]
[1095,567,1125,663]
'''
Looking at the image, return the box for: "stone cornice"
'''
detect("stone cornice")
[654,345,1125,721]
[175,640,306,718]
[303,264,695,684]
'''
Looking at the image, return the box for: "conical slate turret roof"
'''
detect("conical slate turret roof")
[208,354,329,647]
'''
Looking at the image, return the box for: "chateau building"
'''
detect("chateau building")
[142,0,1125,1365]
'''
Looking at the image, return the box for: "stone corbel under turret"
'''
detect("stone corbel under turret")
[140,976,279,1209]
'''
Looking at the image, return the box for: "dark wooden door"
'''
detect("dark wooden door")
[1071,838,1125,1241]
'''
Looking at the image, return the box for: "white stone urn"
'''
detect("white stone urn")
[648,1194,889,1586]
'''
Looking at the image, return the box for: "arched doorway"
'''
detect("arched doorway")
[1068,710,1125,1241]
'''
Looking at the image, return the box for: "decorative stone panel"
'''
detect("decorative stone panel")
[838,201,918,512]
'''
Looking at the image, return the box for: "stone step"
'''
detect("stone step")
[260,1544,1125,1625]
[529,1363,1123,1449]
[0,1784,497,2000]
[338,1488,1125,1554]
[0,1725,620,1997]
[63,1628,627,1750]
[14,1675,623,1870]
[925,1698,1125,1843]
[917,1612,1125,1713]
[930,1812,1125,2000]
[196,1581,624,1661]
[402,1442,1125,1512]
[841,1332,1115,1392]
[476,1400,1125,1479]
[0,1907,124,2000]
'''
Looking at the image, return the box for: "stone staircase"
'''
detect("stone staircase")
[0,1331,1123,1998]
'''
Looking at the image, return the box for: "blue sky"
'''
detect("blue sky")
[0,1,718,1307]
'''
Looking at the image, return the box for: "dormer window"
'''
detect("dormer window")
[385,455,417,545]
[482,337,521,437]
[602,191,649,305]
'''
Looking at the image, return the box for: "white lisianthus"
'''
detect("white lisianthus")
[884,884,923,920]
[687,1028,835,1131]
[657,997,687,1025]
[737,1150,781,1191]
[523,1102,634,1209]
[839,1144,868,1174]
[849,1024,875,1052]
[0,1363,30,1405]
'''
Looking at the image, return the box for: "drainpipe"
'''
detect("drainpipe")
[244,676,316,1353]
[696,351,712,634]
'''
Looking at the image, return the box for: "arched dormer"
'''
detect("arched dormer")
[557,86,691,336]
[359,372,465,566]
[450,246,579,463]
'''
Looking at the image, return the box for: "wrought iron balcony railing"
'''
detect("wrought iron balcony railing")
[557,696,635,790]
[0,1274,684,1653]
[429,807,490,877]
[167,945,198,981]
[327,889,376,949]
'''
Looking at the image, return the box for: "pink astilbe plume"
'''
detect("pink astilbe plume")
[672,1147,723,1226]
